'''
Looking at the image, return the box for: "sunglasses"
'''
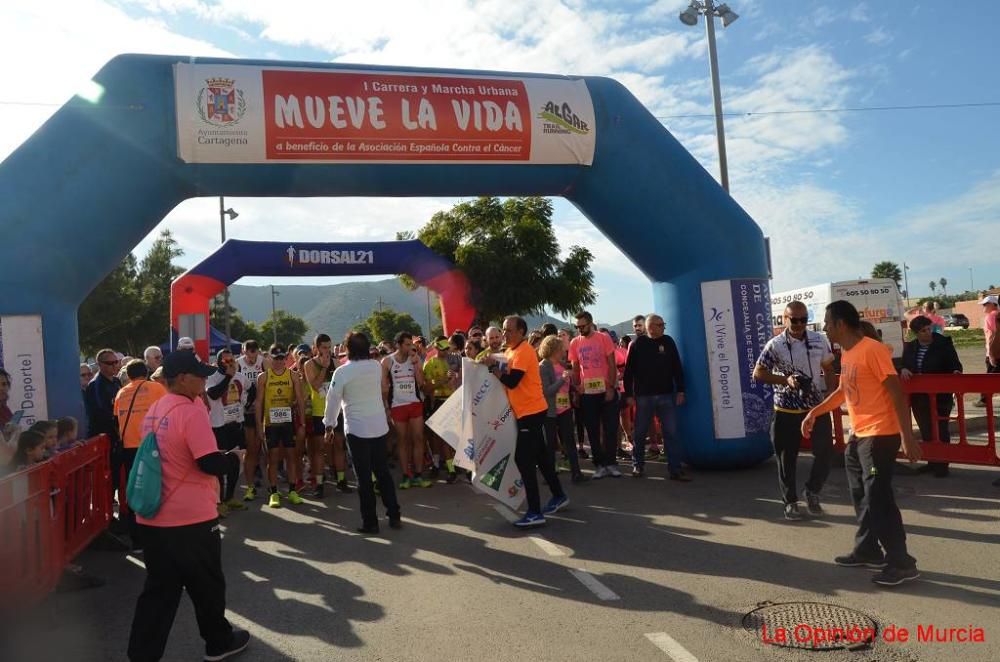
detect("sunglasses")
[575,324,589,330]
[786,316,808,324]
[100,359,120,366]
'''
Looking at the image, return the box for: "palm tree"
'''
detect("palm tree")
[929,281,937,294]
[871,261,903,291]
[939,277,948,296]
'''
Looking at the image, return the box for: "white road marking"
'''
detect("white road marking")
[529,536,565,556]
[125,554,145,569]
[242,571,268,583]
[648,476,666,481]
[569,569,620,601]
[492,503,518,523]
[414,503,440,510]
[645,632,699,662]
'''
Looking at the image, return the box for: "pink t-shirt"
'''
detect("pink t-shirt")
[569,332,615,394]
[985,310,998,356]
[136,393,220,527]
[552,362,572,415]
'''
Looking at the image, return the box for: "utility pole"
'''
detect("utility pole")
[375,295,385,312]
[270,285,279,346]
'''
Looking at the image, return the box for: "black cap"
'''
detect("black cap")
[162,351,216,379]
[270,345,286,359]
[295,343,311,355]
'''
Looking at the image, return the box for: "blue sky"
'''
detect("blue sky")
[2,0,999,323]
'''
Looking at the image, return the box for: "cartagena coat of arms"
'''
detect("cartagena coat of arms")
[196,77,247,126]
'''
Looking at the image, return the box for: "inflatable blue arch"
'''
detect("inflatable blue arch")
[171,238,476,358]
[0,54,773,468]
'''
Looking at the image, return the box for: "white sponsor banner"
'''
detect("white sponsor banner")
[426,358,523,510]
[0,315,48,426]
[175,63,596,165]
[702,279,773,439]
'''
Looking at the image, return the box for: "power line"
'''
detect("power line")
[656,101,1000,120]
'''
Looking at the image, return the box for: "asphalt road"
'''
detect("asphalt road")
[5,457,999,662]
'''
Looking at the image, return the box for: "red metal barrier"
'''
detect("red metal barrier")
[0,435,112,606]
[804,374,1000,466]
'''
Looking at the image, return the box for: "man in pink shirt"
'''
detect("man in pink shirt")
[127,352,250,662]
[569,311,621,478]
[975,295,1000,408]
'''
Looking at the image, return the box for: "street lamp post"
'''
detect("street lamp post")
[679,0,739,193]
[902,262,911,303]
[219,196,239,346]
[969,267,975,292]
[270,285,279,346]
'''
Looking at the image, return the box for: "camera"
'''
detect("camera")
[790,372,812,397]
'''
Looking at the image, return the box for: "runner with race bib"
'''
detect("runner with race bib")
[254,344,307,508]
[382,332,431,489]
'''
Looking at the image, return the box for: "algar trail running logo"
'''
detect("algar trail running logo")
[197,77,247,127]
[537,101,591,135]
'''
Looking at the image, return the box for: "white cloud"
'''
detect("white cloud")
[864,27,893,46]
[0,1,232,159]
[739,171,1000,297]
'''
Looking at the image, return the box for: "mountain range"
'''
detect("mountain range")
[227,278,636,341]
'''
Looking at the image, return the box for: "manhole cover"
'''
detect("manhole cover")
[743,602,878,651]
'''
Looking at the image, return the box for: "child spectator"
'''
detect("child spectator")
[56,416,80,451]
[28,420,59,459]
[7,430,46,472]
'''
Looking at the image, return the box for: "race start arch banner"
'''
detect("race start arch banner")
[701,279,773,439]
[426,358,524,511]
[174,64,596,165]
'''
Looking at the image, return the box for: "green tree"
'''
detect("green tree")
[260,310,308,348]
[871,261,903,290]
[938,277,948,296]
[353,308,422,343]
[405,197,596,325]
[78,254,141,356]
[133,230,185,347]
[928,281,936,294]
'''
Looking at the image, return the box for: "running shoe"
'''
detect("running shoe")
[336,479,353,494]
[784,503,802,520]
[224,499,246,511]
[632,466,644,478]
[399,477,412,490]
[268,492,281,508]
[834,553,887,568]
[542,495,569,515]
[416,476,433,488]
[389,516,403,530]
[217,503,229,519]
[204,628,251,661]
[513,512,546,528]
[592,466,608,480]
[446,470,458,484]
[872,567,920,586]
[287,490,304,505]
[314,483,325,499]
[804,489,823,516]
[571,472,588,483]
[607,465,623,478]
[556,459,571,473]
[243,486,256,502]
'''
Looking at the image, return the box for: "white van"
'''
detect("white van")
[770,278,906,357]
